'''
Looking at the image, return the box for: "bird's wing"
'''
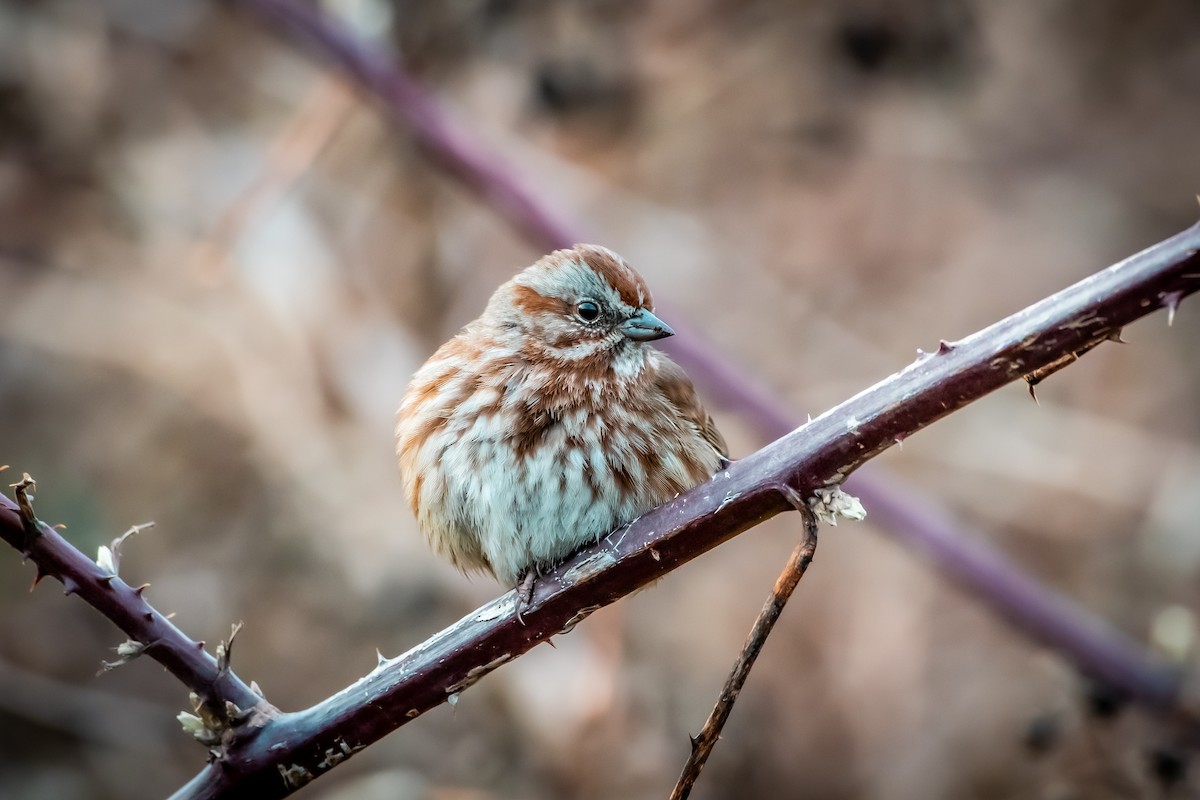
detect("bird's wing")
[652,355,729,460]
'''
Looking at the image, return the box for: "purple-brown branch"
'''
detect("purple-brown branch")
[224,0,1194,721]
[0,480,269,724]
[0,3,1192,794]
[158,223,1200,798]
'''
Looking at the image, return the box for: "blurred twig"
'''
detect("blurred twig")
[163,221,1200,798]
[671,498,819,800]
[227,0,580,248]
[188,74,355,284]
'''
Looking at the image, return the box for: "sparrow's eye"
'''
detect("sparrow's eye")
[576,300,601,322]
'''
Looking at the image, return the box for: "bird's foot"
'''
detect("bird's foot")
[515,568,537,625]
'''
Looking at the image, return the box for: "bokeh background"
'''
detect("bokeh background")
[2,1,1200,798]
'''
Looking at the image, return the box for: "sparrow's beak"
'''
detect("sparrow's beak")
[621,308,674,342]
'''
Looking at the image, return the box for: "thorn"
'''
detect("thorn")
[133,582,151,596]
[62,577,79,596]
[250,680,264,698]
[937,339,954,354]
[166,612,176,620]
[12,473,39,531]
[103,521,156,577]
[97,575,115,586]
[1027,380,1040,405]
[1163,290,1183,326]
[216,622,244,672]
[143,612,153,621]
[375,649,389,668]
[894,434,906,449]
[9,472,35,492]
[544,638,557,649]
[196,641,206,649]
[689,734,701,753]
[1107,328,1127,344]
[225,700,246,724]
[54,523,66,530]
[0,464,8,472]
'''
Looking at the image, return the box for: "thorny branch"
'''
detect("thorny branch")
[227,0,1199,732]
[0,475,275,740]
[0,4,1194,797]
[162,221,1199,798]
[2,224,1198,797]
[671,495,820,800]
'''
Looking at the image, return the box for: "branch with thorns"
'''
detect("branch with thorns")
[3,217,1199,797]
[0,474,276,750]
[224,0,1200,753]
[3,4,1198,797]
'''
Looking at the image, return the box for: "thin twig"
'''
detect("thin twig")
[671,498,819,800]
[188,73,355,283]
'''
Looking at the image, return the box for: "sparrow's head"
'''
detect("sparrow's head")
[487,244,673,366]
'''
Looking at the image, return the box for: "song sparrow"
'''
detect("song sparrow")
[396,245,727,600]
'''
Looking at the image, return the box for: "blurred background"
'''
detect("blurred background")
[2,0,1199,798]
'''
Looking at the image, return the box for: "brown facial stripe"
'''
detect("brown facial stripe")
[511,284,569,317]
[577,246,651,309]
